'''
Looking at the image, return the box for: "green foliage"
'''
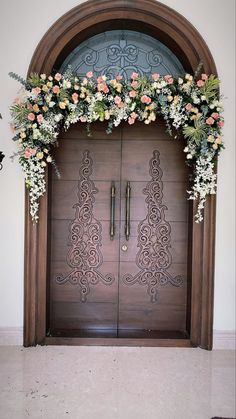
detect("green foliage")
[194,61,203,80]
[9,72,27,86]
[27,73,42,86]
[200,75,220,102]
[183,117,208,145]
[10,104,29,127]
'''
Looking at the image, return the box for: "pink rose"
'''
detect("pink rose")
[116,75,123,80]
[129,90,137,98]
[201,74,208,81]
[185,103,193,111]
[97,76,104,84]
[52,85,60,94]
[97,82,109,93]
[211,112,219,119]
[54,73,62,81]
[218,120,224,127]
[27,112,35,121]
[197,80,205,87]
[131,80,138,89]
[37,114,44,123]
[32,87,41,96]
[131,72,139,80]
[206,117,215,125]
[152,73,160,81]
[114,96,122,106]
[141,95,151,104]
[86,71,93,78]
[24,147,36,158]
[72,92,79,103]
[130,112,138,119]
[128,117,135,125]
[14,97,21,104]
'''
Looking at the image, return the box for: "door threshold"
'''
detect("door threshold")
[44,329,192,347]
[44,336,192,347]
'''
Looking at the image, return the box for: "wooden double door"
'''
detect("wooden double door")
[48,120,190,340]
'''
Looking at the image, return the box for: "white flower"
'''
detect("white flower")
[184,146,189,153]
[187,153,193,159]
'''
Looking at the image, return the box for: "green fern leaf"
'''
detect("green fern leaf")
[200,74,220,102]
[183,118,208,145]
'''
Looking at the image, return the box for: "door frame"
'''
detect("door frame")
[24,0,217,349]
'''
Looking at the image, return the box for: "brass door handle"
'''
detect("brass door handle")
[125,181,131,241]
[110,181,116,240]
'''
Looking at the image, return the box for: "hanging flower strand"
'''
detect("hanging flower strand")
[9,69,224,223]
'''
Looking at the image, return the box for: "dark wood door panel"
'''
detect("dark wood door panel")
[121,140,188,182]
[50,220,119,262]
[120,182,188,222]
[119,223,188,264]
[52,142,122,181]
[51,301,118,331]
[51,181,121,221]
[50,261,118,303]
[49,121,190,338]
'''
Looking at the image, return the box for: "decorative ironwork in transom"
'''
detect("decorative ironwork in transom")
[60,30,185,79]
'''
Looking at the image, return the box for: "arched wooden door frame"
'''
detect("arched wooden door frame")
[25,0,217,349]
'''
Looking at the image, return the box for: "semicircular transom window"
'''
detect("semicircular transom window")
[60,30,185,79]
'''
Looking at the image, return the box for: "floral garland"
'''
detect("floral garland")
[9,68,224,222]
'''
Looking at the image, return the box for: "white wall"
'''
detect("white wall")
[0,1,235,336]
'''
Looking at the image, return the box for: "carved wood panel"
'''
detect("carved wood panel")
[122,150,183,302]
[55,150,115,302]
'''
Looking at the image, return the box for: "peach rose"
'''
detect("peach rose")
[37,114,44,123]
[27,112,35,121]
[32,87,41,96]
[185,103,193,111]
[130,112,138,119]
[52,85,60,94]
[141,95,151,104]
[152,73,160,81]
[131,80,138,89]
[131,72,139,80]
[24,148,36,158]
[206,117,215,125]
[129,90,137,98]
[197,80,205,87]
[128,117,135,125]
[54,73,62,81]
[201,74,208,81]
[114,96,122,106]
[72,93,79,103]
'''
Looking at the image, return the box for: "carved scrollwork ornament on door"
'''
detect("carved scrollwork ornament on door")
[56,150,115,302]
[123,150,183,302]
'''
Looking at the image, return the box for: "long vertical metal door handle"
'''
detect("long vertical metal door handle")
[110,182,116,240]
[125,181,131,241]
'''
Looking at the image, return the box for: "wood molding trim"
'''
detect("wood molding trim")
[24,0,217,348]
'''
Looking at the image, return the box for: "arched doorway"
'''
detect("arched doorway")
[25,0,217,349]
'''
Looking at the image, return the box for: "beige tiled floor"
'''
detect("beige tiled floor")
[0,346,235,419]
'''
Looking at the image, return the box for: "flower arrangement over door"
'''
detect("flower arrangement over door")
[9,68,224,223]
